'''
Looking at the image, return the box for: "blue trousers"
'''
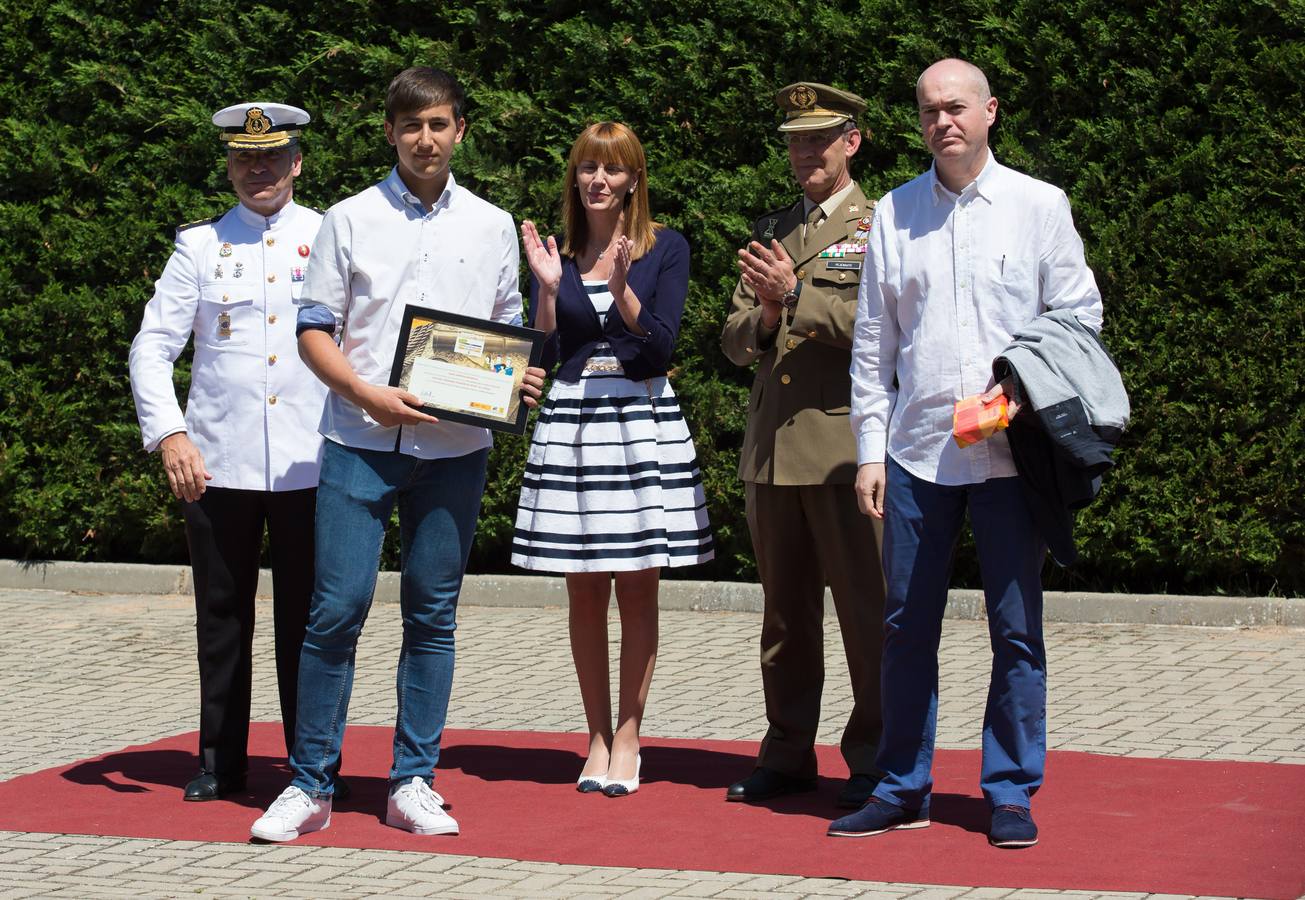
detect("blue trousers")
[288,441,488,797]
[872,457,1047,811]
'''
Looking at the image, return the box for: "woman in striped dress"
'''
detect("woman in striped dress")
[512,122,714,796]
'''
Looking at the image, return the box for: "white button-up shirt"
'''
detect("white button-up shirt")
[129,200,327,491]
[303,168,523,460]
[850,153,1103,485]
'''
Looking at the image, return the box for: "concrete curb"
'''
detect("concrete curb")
[1,559,1300,628]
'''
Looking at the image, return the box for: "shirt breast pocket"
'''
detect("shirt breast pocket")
[987,255,1041,327]
[989,255,1039,297]
[197,283,255,348]
[811,258,863,289]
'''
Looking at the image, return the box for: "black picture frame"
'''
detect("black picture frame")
[388,304,545,436]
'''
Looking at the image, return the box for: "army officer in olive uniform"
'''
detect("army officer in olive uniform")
[129,103,327,801]
[721,82,886,809]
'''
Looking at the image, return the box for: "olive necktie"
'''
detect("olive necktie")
[801,204,824,254]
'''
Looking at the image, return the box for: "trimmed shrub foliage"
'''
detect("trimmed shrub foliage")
[1,1,1301,594]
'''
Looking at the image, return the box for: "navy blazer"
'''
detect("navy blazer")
[529,227,690,382]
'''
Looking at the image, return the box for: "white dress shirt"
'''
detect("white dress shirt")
[129,200,327,491]
[303,168,523,460]
[850,153,1103,485]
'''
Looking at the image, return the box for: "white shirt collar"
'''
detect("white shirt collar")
[929,150,997,206]
[234,198,296,229]
[384,166,457,215]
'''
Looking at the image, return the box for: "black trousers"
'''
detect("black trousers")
[181,486,315,776]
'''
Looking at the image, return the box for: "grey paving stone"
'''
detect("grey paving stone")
[1,589,1302,897]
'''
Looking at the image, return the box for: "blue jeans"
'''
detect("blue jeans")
[288,441,489,797]
[872,457,1047,811]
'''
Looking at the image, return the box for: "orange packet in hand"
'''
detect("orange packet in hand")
[953,394,1010,448]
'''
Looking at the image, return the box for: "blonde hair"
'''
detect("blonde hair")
[559,122,661,260]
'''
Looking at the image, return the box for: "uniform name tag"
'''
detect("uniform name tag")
[825,260,862,271]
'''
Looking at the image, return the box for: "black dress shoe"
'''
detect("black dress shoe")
[183,771,246,801]
[333,774,352,803]
[836,773,882,809]
[725,767,817,802]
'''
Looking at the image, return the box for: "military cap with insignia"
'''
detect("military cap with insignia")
[775,82,867,132]
[212,102,310,151]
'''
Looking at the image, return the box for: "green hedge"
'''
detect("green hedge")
[1,0,1301,595]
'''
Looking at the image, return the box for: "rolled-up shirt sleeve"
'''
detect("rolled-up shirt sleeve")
[295,303,337,337]
[296,208,350,338]
[849,204,898,466]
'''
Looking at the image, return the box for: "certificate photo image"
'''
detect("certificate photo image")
[390,306,544,435]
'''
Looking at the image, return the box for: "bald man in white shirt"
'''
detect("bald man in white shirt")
[830,59,1103,849]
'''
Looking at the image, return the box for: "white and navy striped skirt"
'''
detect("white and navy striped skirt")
[511,346,715,573]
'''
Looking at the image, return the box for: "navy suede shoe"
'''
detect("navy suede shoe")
[988,804,1038,848]
[827,796,930,837]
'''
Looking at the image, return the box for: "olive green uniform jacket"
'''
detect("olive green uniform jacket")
[721,184,872,485]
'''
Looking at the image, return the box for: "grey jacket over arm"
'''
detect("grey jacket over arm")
[993,308,1130,565]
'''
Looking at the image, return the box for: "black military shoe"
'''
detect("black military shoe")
[836,773,882,809]
[725,767,817,802]
[183,770,247,801]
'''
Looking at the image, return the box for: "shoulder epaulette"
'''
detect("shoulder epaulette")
[175,214,221,234]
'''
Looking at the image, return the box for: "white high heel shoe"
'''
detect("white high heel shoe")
[602,754,641,797]
[576,771,608,793]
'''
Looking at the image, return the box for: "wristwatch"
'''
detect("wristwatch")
[780,280,802,309]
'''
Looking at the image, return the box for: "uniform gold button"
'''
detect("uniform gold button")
[268,395,278,405]
[268,354,278,365]
[838,272,848,281]
[780,374,792,385]
[222,294,229,302]
[785,338,797,350]
[267,273,277,283]
[745,346,753,353]
[796,268,806,279]
[268,314,277,324]
[808,330,817,338]
[266,238,276,247]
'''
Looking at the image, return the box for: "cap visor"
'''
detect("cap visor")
[223,134,297,151]
[778,114,851,132]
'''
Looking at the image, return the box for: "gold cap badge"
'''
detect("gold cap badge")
[775,82,868,133]
[243,107,271,136]
[789,85,817,109]
[212,102,311,151]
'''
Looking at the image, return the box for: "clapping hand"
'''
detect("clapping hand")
[737,239,797,305]
[520,220,562,292]
[608,235,633,298]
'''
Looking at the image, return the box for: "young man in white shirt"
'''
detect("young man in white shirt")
[129,102,326,803]
[832,59,1102,848]
[250,67,544,843]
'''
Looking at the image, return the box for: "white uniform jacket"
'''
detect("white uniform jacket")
[129,200,328,491]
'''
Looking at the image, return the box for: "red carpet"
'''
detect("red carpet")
[1,724,1302,898]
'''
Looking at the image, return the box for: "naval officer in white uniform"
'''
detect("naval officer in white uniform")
[129,102,328,801]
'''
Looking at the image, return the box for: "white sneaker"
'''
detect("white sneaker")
[250,786,331,842]
[386,776,459,835]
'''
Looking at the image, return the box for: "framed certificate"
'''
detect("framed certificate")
[388,304,546,435]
